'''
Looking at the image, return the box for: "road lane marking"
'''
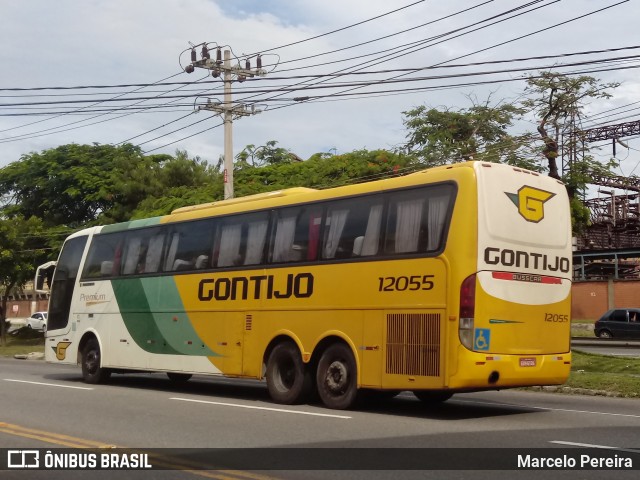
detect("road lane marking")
[0,422,113,448]
[170,397,352,419]
[4,378,94,390]
[0,421,282,480]
[551,441,640,454]
[453,398,640,419]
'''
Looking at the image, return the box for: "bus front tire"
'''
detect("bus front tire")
[81,338,111,384]
[316,343,358,410]
[266,342,311,405]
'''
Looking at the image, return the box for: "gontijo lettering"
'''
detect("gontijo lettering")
[198,273,314,301]
[484,247,570,273]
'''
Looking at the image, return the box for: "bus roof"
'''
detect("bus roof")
[171,187,317,214]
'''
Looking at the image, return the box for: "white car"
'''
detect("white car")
[26,311,48,332]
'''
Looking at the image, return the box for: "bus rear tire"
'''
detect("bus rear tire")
[167,372,192,383]
[413,390,453,403]
[266,342,312,405]
[316,343,358,410]
[81,338,111,384]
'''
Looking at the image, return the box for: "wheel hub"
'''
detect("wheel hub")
[325,361,348,393]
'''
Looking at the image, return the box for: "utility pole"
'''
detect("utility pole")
[184,44,266,199]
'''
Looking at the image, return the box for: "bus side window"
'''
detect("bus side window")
[387,197,425,254]
[82,232,125,279]
[144,233,165,273]
[243,217,268,265]
[322,198,383,260]
[271,207,321,263]
[164,233,180,271]
[217,223,243,267]
[123,236,143,275]
[272,211,298,263]
[384,185,453,255]
[164,219,215,272]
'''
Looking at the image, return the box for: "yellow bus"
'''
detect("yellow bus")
[43,161,572,409]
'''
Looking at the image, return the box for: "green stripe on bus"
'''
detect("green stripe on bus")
[111,277,218,357]
[112,278,180,355]
[140,277,218,357]
[101,217,163,233]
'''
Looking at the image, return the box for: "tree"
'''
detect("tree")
[522,72,619,181]
[126,150,222,219]
[0,143,162,227]
[522,72,619,234]
[0,215,46,345]
[0,144,221,225]
[233,148,414,197]
[235,140,296,169]
[401,98,536,170]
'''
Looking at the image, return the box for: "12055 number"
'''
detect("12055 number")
[378,275,434,292]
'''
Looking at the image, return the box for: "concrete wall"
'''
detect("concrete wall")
[4,298,49,320]
[572,280,640,321]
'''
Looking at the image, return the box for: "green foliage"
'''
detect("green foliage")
[0,145,221,224]
[0,215,47,345]
[235,140,295,169]
[522,71,619,181]
[234,148,414,197]
[566,351,640,397]
[127,150,222,218]
[0,143,150,227]
[401,100,533,169]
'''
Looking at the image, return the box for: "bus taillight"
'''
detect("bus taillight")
[459,273,476,349]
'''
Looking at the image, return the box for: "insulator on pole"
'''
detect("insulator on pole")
[216,47,222,64]
[257,55,262,69]
[245,59,250,70]
[190,49,197,62]
[201,44,210,59]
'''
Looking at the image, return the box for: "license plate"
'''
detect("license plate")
[519,357,536,367]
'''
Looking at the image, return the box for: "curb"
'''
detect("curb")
[13,352,45,360]
[572,338,640,348]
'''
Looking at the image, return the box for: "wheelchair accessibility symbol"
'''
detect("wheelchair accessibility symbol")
[474,328,490,351]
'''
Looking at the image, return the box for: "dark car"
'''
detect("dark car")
[594,308,640,339]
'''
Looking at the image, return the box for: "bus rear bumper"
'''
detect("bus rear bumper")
[448,350,572,389]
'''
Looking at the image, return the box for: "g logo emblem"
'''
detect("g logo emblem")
[506,186,555,223]
[54,341,72,360]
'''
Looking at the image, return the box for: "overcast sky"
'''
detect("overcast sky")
[1,0,639,181]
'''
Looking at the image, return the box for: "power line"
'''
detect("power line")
[249,0,428,54]
[2,54,638,113]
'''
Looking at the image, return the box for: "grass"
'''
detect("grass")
[571,319,596,338]
[2,332,639,399]
[0,328,45,357]
[565,350,640,398]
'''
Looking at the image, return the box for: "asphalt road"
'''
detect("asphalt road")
[1,357,640,480]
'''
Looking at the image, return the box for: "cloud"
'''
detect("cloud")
[0,0,638,176]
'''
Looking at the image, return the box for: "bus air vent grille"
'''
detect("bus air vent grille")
[386,313,440,377]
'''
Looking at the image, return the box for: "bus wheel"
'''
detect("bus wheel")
[81,338,111,384]
[266,342,311,405]
[316,343,358,410]
[167,372,192,383]
[413,390,453,403]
